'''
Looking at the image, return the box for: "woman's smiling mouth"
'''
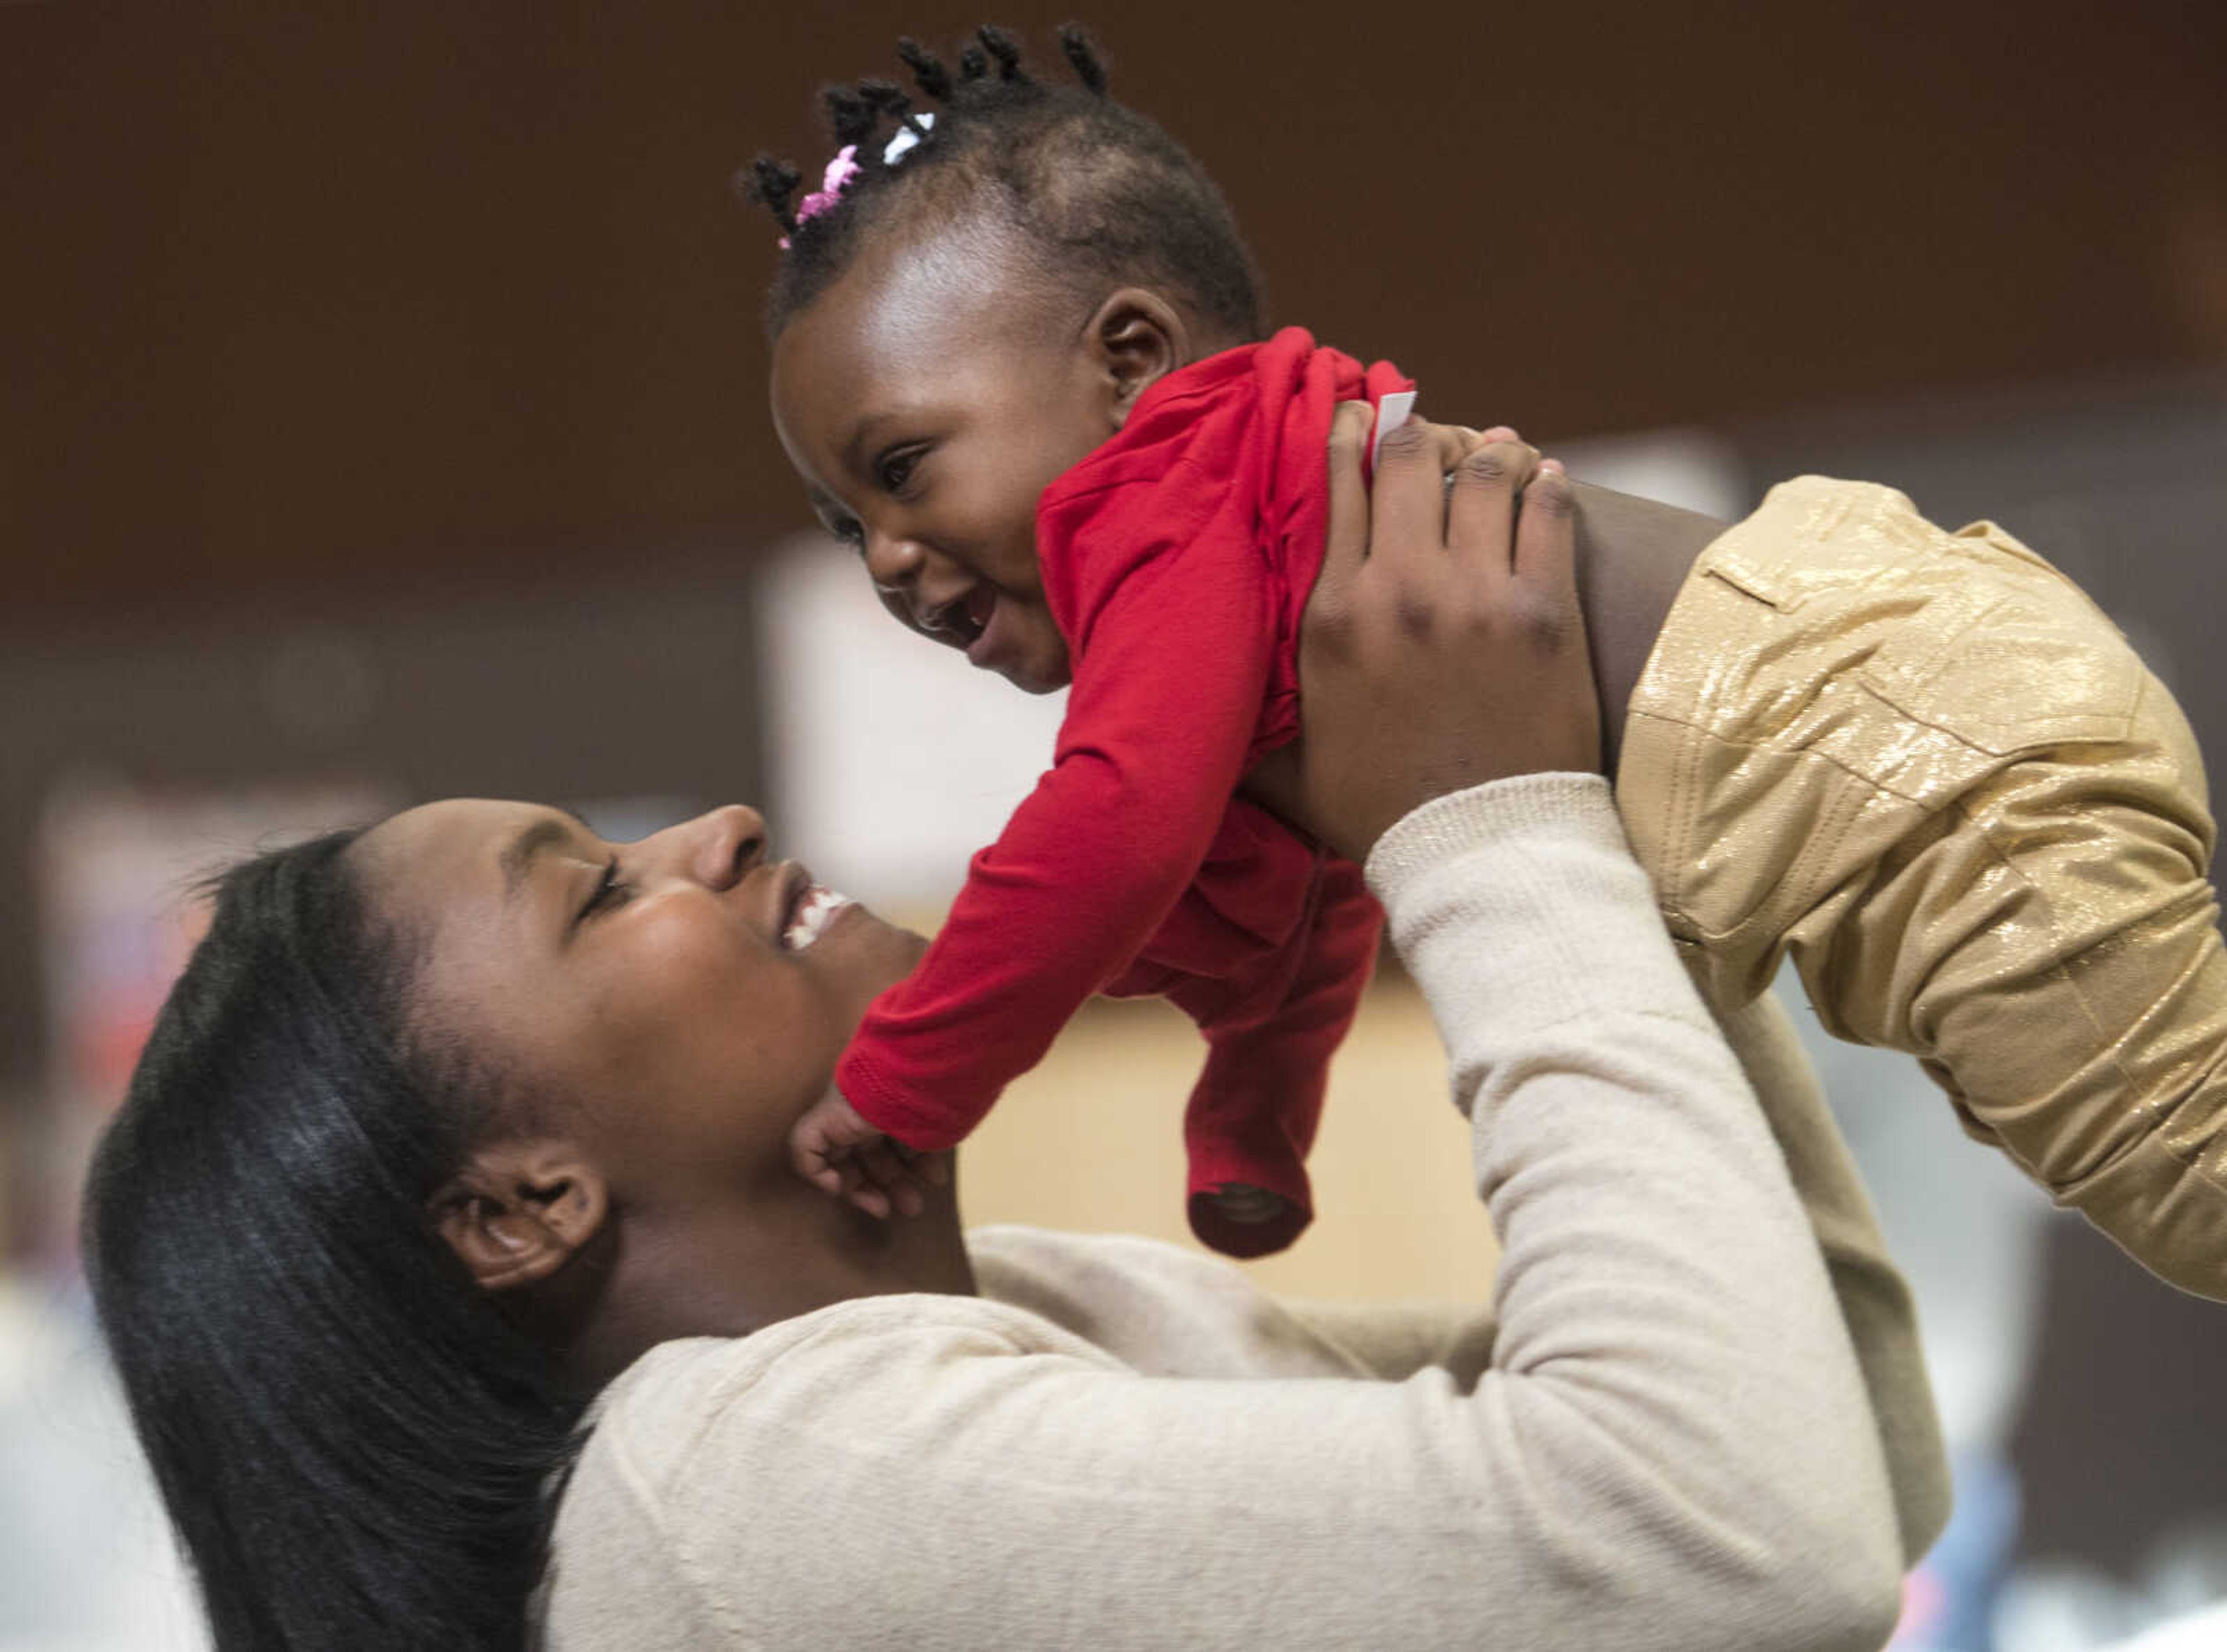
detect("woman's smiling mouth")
[781,883,856,953]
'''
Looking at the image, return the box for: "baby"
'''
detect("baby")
[750,27,2227,1288]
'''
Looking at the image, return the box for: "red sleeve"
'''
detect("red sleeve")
[836,480,1277,1152]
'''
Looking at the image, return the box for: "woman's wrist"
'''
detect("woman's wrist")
[1362,771,1714,1055]
[1363,772,1615,897]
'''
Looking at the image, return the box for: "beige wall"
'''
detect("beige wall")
[964,972,1497,1304]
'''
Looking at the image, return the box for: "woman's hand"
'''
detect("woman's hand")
[1270,407,1602,865]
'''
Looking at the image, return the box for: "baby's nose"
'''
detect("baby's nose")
[863,529,924,589]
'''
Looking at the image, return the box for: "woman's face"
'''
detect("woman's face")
[353,800,926,1196]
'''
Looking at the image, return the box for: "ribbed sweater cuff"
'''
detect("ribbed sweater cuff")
[1363,773,1705,1055]
[1363,772,1619,894]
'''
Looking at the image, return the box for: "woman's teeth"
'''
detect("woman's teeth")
[782,885,854,953]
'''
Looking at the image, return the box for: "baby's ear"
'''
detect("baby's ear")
[1085,288,1191,428]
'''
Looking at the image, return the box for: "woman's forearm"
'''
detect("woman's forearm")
[1366,772,1906,1651]
[1714,993,1954,1566]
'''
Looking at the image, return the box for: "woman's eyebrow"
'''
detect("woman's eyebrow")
[499,809,595,901]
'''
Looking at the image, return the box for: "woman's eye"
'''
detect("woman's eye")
[876,447,923,493]
[578,858,630,923]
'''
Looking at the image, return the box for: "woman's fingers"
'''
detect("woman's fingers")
[1286,431,1602,859]
[1446,437,1545,578]
[1513,458,1576,591]
[1321,400,1374,591]
[1365,416,1453,575]
[1428,422,1528,475]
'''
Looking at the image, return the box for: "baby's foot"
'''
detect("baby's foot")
[1205,1182,1292,1226]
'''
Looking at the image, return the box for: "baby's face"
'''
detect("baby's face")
[770,228,1119,695]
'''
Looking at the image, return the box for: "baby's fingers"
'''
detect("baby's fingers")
[788,1119,847,1199]
[854,1135,926,1219]
[843,1167,893,1222]
[897,1139,953,1188]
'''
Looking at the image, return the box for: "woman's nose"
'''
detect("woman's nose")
[646,804,766,889]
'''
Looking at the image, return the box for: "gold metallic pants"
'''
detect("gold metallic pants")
[1620,477,2227,1300]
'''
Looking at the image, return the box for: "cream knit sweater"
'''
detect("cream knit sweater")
[541,774,1947,1651]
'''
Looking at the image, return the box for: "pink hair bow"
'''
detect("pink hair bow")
[778,146,861,249]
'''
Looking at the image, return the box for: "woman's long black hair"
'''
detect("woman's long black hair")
[82,829,587,1650]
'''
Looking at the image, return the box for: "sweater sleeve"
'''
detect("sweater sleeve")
[1711,992,1953,1566]
[837,489,1279,1150]
[549,773,1906,1652]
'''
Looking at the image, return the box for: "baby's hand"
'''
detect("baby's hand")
[788,1086,945,1219]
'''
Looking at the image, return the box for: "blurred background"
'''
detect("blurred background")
[3,2,2224,1647]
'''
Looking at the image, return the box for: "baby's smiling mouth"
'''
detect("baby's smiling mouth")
[922,583,996,651]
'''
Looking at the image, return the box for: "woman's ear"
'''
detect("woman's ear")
[1086,288,1192,429]
[431,1142,610,1292]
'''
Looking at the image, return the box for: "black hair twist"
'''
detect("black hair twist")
[976,25,1027,82]
[897,37,953,103]
[1057,24,1109,95]
[861,78,919,134]
[821,83,881,150]
[738,153,801,234]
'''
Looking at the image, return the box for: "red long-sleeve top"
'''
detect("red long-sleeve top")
[835,328,1411,1256]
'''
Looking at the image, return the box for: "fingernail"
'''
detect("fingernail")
[1481,425,1522,443]
[1539,457,1566,475]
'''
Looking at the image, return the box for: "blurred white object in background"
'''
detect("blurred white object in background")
[2105,1600,2227,1651]
[1551,427,1751,522]
[0,1282,205,1650]
[756,533,1067,911]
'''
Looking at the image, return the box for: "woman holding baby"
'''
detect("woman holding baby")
[84,417,1942,1651]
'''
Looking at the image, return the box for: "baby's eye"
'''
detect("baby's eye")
[875,446,924,493]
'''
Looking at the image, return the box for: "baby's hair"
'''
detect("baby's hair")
[739,24,1264,343]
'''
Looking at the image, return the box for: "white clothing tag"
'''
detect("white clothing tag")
[1370,390,1417,470]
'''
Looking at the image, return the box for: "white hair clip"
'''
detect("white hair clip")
[883,111,935,166]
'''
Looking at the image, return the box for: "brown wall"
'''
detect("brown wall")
[6,1,2224,629]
